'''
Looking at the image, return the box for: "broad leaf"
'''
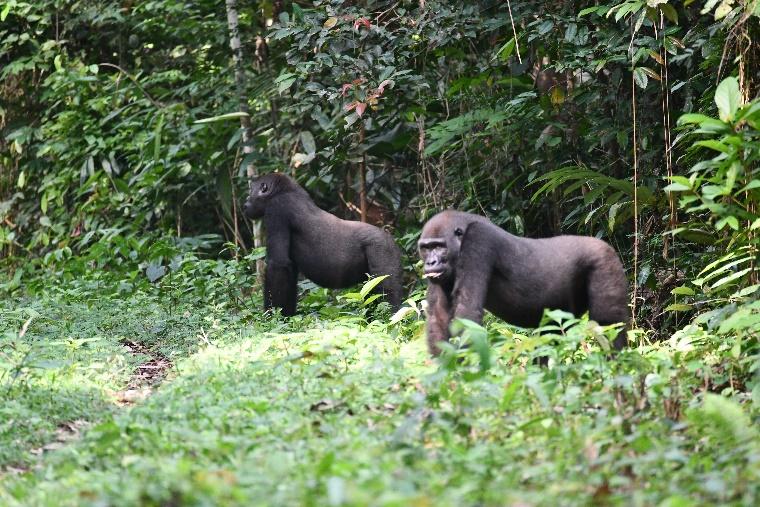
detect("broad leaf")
[715,77,741,122]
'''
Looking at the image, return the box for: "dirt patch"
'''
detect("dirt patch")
[30,419,90,456]
[114,340,172,405]
[1,419,91,477]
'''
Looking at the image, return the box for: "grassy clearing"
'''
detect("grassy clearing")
[1,281,759,506]
[0,298,132,468]
[0,284,257,470]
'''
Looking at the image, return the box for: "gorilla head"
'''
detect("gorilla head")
[418,212,474,286]
[243,173,308,219]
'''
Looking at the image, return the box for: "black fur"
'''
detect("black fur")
[244,173,403,315]
[418,210,629,355]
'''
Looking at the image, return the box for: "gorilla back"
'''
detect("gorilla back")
[244,173,403,315]
[418,210,629,355]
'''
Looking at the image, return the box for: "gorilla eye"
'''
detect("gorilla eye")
[260,183,269,193]
[454,228,464,237]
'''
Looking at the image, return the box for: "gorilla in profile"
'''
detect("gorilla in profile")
[418,210,629,355]
[243,172,403,315]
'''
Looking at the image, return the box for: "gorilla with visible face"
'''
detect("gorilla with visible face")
[243,173,403,315]
[418,210,629,355]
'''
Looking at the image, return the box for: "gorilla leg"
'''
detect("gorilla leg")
[264,260,298,317]
[366,247,403,310]
[262,215,299,316]
[586,254,629,349]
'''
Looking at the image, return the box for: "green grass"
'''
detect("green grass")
[0,300,132,467]
[1,280,759,506]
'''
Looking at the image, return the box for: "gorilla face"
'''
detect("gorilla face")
[418,212,468,284]
[243,175,276,219]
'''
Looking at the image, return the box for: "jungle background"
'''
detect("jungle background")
[1,1,759,505]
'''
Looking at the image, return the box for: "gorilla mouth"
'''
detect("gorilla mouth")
[423,270,445,279]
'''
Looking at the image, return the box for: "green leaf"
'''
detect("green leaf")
[637,263,651,287]
[0,3,11,22]
[93,420,122,448]
[450,319,491,375]
[145,262,167,282]
[640,66,661,81]
[344,112,359,127]
[738,179,760,193]
[714,1,733,19]
[300,131,316,155]
[276,73,297,94]
[359,275,389,299]
[633,67,648,89]
[340,291,362,302]
[578,6,600,17]
[660,4,678,24]
[564,23,577,42]
[715,215,739,231]
[664,303,692,312]
[7,267,23,291]
[692,394,757,443]
[710,266,752,290]
[663,182,690,192]
[669,175,692,186]
[493,38,516,62]
[694,139,730,153]
[697,252,753,282]
[362,293,383,306]
[736,101,760,122]
[731,284,760,299]
[671,286,695,296]
[677,113,715,125]
[389,305,418,325]
[153,113,164,161]
[715,77,741,122]
[608,202,623,231]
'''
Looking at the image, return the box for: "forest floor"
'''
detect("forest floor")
[0,282,758,506]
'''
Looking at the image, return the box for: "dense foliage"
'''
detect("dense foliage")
[1,0,759,504]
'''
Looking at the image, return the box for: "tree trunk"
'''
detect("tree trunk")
[359,123,367,223]
[225,0,264,276]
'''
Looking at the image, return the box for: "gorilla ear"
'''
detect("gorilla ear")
[259,182,269,194]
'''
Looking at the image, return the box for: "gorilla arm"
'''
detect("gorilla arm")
[263,215,298,316]
[425,222,498,355]
[450,222,498,323]
[425,282,452,355]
